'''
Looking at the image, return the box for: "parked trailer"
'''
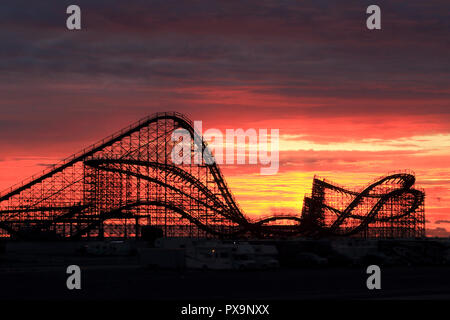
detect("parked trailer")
[151,238,280,270]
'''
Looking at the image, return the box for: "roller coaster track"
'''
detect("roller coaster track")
[0,112,251,239]
[0,113,240,217]
[83,159,247,224]
[0,112,425,239]
[304,174,424,237]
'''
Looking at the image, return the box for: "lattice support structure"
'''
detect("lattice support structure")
[0,112,426,240]
[0,112,247,240]
[301,173,425,239]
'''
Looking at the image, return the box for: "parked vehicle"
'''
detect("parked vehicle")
[231,243,258,270]
[186,244,234,270]
[153,238,278,270]
[186,243,257,270]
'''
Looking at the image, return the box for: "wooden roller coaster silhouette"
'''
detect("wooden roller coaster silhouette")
[0,112,425,240]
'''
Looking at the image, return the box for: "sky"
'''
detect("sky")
[0,0,449,236]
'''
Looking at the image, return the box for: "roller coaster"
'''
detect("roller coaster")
[0,112,425,240]
[301,174,425,238]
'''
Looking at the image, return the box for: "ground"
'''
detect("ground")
[0,257,449,300]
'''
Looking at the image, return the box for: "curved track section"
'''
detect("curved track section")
[0,112,247,239]
[0,112,425,239]
[300,174,425,238]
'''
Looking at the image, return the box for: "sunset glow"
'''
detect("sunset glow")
[0,0,449,236]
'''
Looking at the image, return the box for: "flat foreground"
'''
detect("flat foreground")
[0,258,449,300]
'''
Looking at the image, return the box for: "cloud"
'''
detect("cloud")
[0,0,449,225]
[426,227,450,238]
[0,1,448,101]
[435,220,450,225]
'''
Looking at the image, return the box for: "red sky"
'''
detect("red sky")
[0,0,449,236]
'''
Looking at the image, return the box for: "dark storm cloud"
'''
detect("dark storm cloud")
[0,0,449,150]
[1,0,448,90]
